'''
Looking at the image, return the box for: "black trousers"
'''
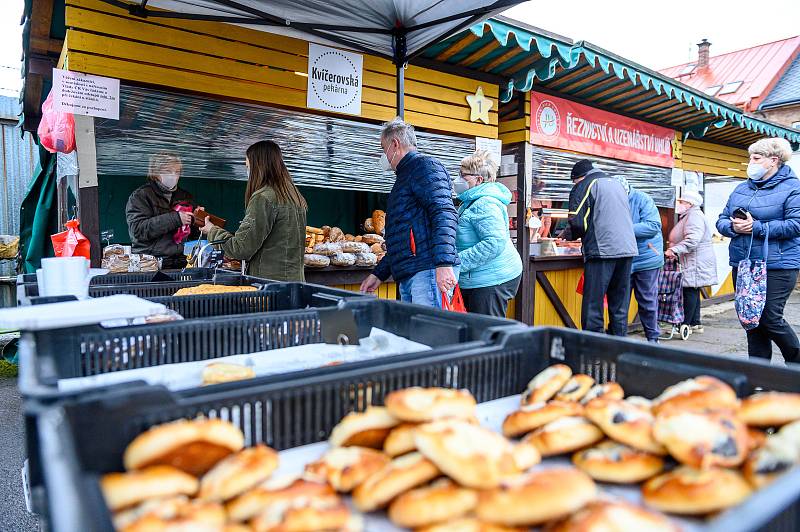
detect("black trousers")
[733,267,799,362]
[582,258,633,336]
[461,275,521,318]
[682,287,702,327]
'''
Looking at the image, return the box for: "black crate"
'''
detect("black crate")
[18,268,223,287]
[30,327,800,532]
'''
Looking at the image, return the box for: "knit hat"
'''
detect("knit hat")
[678,189,703,207]
[613,175,631,194]
[571,159,595,180]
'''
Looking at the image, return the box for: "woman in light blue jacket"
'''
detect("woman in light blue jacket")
[453,150,523,316]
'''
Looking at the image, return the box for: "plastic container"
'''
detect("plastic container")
[31,326,800,531]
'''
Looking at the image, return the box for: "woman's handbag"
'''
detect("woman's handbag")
[734,225,769,330]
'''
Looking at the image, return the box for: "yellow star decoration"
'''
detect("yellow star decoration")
[466,86,493,124]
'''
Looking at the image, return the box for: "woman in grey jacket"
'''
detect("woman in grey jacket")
[665,190,717,333]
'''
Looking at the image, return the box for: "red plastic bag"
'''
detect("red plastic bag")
[37,91,76,154]
[441,285,467,313]
[576,273,607,308]
[173,202,193,244]
[51,219,90,259]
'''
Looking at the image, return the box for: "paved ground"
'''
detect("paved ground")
[1,290,798,531]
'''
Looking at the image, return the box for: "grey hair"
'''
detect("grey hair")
[748,138,793,163]
[380,117,417,148]
[460,150,498,182]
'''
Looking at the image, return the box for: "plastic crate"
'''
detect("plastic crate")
[30,326,800,532]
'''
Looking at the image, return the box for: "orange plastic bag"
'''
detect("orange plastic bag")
[51,220,91,259]
[37,91,76,154]
[441,285,467,313]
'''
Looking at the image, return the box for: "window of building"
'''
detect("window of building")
[680,64,697,75]
[718,81,743,95]
[792,121,800,130]
[703,85,721,96]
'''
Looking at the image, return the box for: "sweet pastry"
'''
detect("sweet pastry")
[250,497,362,532]
[651,375,739,415]
[172,284,257,296]
[580,382,625,405]
[123,418,245,476]
[554,374,595,402]
[738,392,800,427]
[625,396,653,412]
[198,444,278,501]
[383,423,419,457]
[524,416,604,456]
[361,233,384,245]
[387,478,477,528]
[226,475,336,523]
[303,254,330,268]
[354,252,377,267]
[414,419,540,489]
[328,407,399,448]
[313,243,342,256]
[352,451,439,511]
[572,440,664,483]
[642,466,752,515]
[330,252,357,267]
[201,363,255,386]
[112,496,190,531]
[121,500,226,532]
[475,467,597,526]
[304,446,390,492]
[385,387,477,422]
[417,519,526,532]
[584,398,666,455]
[545,499,679,532]
[502,401,584,438]
[653,409,749,468]
[520,364,572,405]
[747,427,768,451]
[101,466,199,512]
[743,434,800,488]
[372,210,386,235]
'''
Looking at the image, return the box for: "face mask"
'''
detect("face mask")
[379,146,396,172]
[746,162,769,181]
[675,202,689,215]
[453,176,469,195]
[160,172,179,190]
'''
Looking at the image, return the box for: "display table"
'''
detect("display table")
[304,266,397,300]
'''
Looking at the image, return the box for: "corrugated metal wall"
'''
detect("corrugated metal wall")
[0,96,39,277]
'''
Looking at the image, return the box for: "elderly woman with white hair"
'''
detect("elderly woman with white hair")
[717,137,800,362]
[665,190,717,334]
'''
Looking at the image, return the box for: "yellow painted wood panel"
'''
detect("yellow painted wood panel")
[506,297,516,319]
[333,282,397,300]
[682,140,747,178]
[498,130,529,144]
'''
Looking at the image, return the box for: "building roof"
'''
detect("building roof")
[760,52,800,110]
[660,36,800,112]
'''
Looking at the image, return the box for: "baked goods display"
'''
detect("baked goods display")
[303,254,330,268]
[342,242,370,254]
[304,212,387,268]
[330,252,357,267]
[172,284,258,296]
[738,391,800,427]
[102,245,159,273]
[520,364,572,405]
[202,362,255,386]
[99,374,800,531]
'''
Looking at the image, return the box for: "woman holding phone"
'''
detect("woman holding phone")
[716,138,800,362]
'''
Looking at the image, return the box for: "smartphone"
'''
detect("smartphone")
[732,208,748,220]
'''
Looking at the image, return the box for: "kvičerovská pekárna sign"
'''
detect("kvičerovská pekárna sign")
[307,43,363,116]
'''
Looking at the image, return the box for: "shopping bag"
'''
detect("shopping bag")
[576,273,607,308]
[172,202,193,244]
[441,285,467,313]
[657,258,684,325]
[37,91,76,154]
[51,219,90,259]
[735,226,769,331]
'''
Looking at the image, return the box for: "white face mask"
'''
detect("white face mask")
[746,162,769,181]
[675,202,690,215]
[379,145,397,172]
[160,172,180,190]
[453,176,469,195]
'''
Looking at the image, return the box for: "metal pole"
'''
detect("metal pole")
[396,64,405,119]
[393,31,407,119]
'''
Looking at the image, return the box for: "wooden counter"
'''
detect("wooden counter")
[304,266,397,300]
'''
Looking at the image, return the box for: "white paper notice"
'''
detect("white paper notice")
[52,69,120,120]
[475,137,502,166]
[307,43,363,116]
[670,167,685,187]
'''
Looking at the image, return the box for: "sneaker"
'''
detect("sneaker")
[691,325,704,334]
[648,338,659,344]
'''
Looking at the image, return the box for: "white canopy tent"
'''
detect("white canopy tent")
[96,0,526,114]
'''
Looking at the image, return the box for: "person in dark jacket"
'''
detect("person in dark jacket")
[717,138,800,362]
[615,176,664,343]
[126,152,196,268]
[563,160,638,336]
[360,118,459,307]
[200,140,307,281]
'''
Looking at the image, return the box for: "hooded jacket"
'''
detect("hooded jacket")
[126,180,195,259]
[456,182,523,289]
[627,185,664,273]
[670,205,717,288]
[716,164,800,270]
[563,169,638,261]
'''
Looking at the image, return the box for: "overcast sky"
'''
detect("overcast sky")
[505,0,800,70]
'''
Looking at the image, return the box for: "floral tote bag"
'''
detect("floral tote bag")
[734,225,769,331]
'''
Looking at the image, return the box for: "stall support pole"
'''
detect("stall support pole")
[514,142,533,323]
[74,114,101,267]
[393,31,407,119]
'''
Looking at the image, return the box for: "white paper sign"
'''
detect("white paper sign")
[52,69,119,120]
[475,137,502,166]
[670,167,685,187]
[307,43,363,116]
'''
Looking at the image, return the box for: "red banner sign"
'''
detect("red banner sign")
[530,92,675,168]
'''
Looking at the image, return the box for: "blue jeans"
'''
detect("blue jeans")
[631,267,660,340]
[399,268,443,308]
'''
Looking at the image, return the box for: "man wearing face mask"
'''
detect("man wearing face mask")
[126,152,198,268]
[717,138,800,362]
[360,118,459,307]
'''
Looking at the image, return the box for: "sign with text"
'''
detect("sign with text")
[530,91,674,168]
[52,69,120,120]
[307,43,363,116]
[475,137,502,166]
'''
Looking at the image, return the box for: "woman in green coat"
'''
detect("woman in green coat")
[200,141,307,281]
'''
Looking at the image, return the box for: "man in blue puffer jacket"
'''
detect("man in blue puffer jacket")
[615,176,664,343]
[717,138,800,362]
[361,118,459,307]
